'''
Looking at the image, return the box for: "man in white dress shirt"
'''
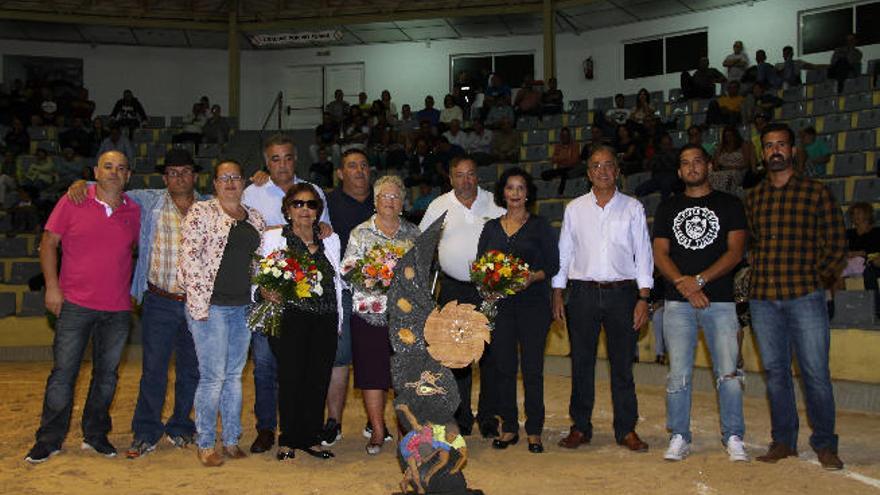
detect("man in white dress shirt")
[419,155,506,437]
[552,145,653,452]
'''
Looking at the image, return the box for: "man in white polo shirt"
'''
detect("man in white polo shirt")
[419,155,505,437]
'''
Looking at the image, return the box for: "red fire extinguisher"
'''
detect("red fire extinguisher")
[583,57,594,80]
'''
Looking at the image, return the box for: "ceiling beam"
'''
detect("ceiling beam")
[0,9,227,30]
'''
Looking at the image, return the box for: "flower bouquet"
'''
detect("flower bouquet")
[469,250,531,325]
[341,241,411,326]
[248,248,324,337]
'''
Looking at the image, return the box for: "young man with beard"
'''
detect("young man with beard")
[652,144,748,462]
[746,123,846,470]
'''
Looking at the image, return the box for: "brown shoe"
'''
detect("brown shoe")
[815,448,844,470]
[197,448,224,467]
[618,431,649,452]
[756,442,798,463]
[223,445,248,459]
[557,427,590,449]
[250,429,275,454]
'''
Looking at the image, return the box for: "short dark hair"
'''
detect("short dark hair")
[263,133,295,153]
[802,126,817,137]
[677,143,710,164]
[847,202,874,222]
[449,154,477,172]
[339,147,368,168]
[281,182,324,224]
[494,167,537,209]
[760,123,796,147]
[214,159,242,179]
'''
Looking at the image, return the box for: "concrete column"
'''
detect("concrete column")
[542,0,555,80]
[228,1,240,118]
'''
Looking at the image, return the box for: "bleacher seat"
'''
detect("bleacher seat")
[128,174,147,189]
[516,116,539,130]
[787,117,816,131]
[0,237,28,257]
[563,177,590,198]
[540,114,564,129]
[832,291,876,326]
[833,153,867,176]
[198,143,221,158]
[144,116,165,128]
[172,142,196,156]
[781,102,806,119]
[668,88,683,101]
[593,96,613,112]
[133,128,154,144]
[844,130,875,152]
[476,166,496,184]
[782,86,805,102]
[27,127,48,140]
[670,130,687,148]
[157,128,176,143]
[146,143,168,161]
[857,109,880,129]
[537,201,565,223]
[523,145,549,161]
[817,133,837,152]
[822,113,851,133]
[844,92,873,111]
[813,81,836,99]
[528,161,553,178]
[852,178,880,203]
[822,179,846,203]
[812,97,838,115]
[169,116,184,128]
[842,76,871,94]
[20,290,45,317]
[639,193,662,217]
[623,94,637,108]
[147,175,165,188]
[35,140,59,153]
[195,157,215,171]
[650,90,664,106]
[568,99,589,114]
[806,70,828,84]
[133,157,154,173]
[623,171,651,194]
[0,292,15,317]
[9,261,41,284]
[691,113,707,126]
[535,180,557,200]
[691,99,711,114]
[524,130,549,145]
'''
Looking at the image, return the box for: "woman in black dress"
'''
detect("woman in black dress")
[477,167,559,453]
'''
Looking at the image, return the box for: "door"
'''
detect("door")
[282,63,365,130]
[324,63,365,109]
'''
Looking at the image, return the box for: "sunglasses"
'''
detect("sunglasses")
[291,199,320,210]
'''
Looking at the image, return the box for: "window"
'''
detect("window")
[623,30,707,80]
[450,52,535,92]
[800,1,880,55]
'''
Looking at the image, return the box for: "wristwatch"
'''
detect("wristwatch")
[695,274,706,288]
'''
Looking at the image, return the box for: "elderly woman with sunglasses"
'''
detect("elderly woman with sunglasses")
[259,183,344,462]
[341,175,419,455]
[178,161,265,467]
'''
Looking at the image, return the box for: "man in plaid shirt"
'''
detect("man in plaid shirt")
[745,123,846,470]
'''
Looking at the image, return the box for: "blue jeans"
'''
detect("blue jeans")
[750,290,837,452]
[187,305,251,449]
[35,302,130,448]
[131,292,199,444]
[664,301,744,443]
[250,331,277,432]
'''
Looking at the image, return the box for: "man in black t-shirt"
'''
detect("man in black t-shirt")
[652,144,749,463]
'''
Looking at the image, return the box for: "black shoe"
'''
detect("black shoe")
[300,447,334,459]
[25,442,60,464]
[492,433,519,449]
[321,419,342,447]
[458,422,473,436]
[250,429,275,453]
[478,420,499,439]
[276,447,295,461]
[82,436,117,457]
[362,422,393,442]
[528,442,545,454]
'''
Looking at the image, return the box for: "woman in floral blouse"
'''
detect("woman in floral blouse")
[341,175,419,455]
[178,160,265,467]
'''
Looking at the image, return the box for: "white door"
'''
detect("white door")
[324,63,365,111]
[282,65,324,130]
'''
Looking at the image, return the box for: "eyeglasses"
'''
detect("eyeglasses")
[216,174,243,183]
[291,199,320,210]
[587,162,616,171]
[166,169,194,178]
[378,192,401,201]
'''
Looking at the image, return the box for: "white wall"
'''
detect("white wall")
[2,0,878,130]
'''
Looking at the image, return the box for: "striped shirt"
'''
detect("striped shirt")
[148,192,185,294]
[745,174,846,300]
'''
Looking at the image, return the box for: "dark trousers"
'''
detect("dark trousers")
[494,299,551,435]
[35,302,131,448]
[680,72,716,100]
[566,281,639,443]
[864,264,880,317]
[438,275,497,431]
[269,308,337,449]
[131,291,198,444]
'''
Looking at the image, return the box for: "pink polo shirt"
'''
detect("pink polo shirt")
[45,185,141,312]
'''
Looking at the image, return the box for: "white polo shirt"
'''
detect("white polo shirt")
[419,187,505,282]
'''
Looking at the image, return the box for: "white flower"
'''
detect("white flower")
[278,260,287,268]
[271,268,282,278]
[262,267,272,275]
[265,259,275,267]
[316,271,324,282]
[313,283,323,296]
[283,271,293,280]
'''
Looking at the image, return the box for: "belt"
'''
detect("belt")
[147,282,186,302]
[573,279,635,289]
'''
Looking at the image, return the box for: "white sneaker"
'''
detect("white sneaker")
[664,434,690,461]
[726,435,749,462]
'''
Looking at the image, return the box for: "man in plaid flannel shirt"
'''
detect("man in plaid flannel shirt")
[745,123,847,471]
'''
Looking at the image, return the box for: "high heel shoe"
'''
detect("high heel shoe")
[300,447,334,459]
[491,433,519,449]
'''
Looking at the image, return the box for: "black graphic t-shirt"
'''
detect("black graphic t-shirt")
[653,190,747,302]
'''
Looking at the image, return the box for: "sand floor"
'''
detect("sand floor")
[1,356,878,495]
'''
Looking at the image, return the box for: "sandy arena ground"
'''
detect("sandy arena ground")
[1,356,878,495]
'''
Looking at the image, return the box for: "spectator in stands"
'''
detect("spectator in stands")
[492,117,520,163]
[752,49,782,90]
[367,112,393,169]
[707,81,745,126]
[630,89,656,126]
[0,154,16,209]
[542,77,564,115]
[341,114,369,150]
[635,133,681,200]
[514,80,542,118]
[56,147,81,186]
[775,46,823,88]
[394,104,419,142]
[486,95,515,130]
[38,87,60,126]
[310,147,335,188]
[310,112,341,168]
[428,136,465,183]
[796,127,831,178]
[60,117,93,158]
[828,33,863,92]
[385,134,412,172]
[681,57,726,100]
[24,150,140,464]
[601,94,632,136]
[380,90,397,122]
[579,126,608,162]
[4,117,29,156]
[614,124,642,176]
[405,137,437,188]
[844,203,880,319]
[746,123,846,471]
[202,104,231,145]
[467,118,494,166]
[687,125,714,155]
[541,126,581,195]
[326,89,349,125]
[740,82,783,125]
[98,125,135,164]
[92,116,111,152]
[110,89,147,135]
[357,92,371,113]
[417,95,441,129]
[21,148,56,190]
[440,94,464,130]
[408,179,436,223]
[174,103,207,150]
[483,73,512,117]
[442,119,470,150]
[711,125,755,193]
[69,87,95,122]
[723,41,750,82]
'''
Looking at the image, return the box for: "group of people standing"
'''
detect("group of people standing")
[23,120,846,473]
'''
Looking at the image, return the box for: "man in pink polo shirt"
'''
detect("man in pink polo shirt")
[25,150,140,464]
